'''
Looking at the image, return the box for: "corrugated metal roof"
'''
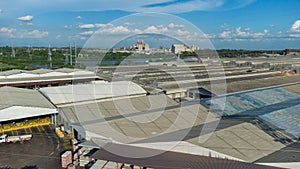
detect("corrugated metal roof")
[0,68,95,79]
[39,71,68,77]
[61,94,177,125]
[0,106,57,122]
[60,94,288,162]
[6,73,38,79]
[40,81,147,105]
[68,70,95,76]
[0,86,55,109]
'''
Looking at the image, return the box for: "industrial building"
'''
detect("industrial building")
[0,86,57,133]
[81,60,300,168]
[39,81,147,107]
[0,68,98,88]
[42,80,300,168]
[201,85,300,140]
[1,59,300,168]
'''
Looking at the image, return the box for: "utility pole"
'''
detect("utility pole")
[69,42,72,65]
[27,45,32,60]
[65,48,69,65]
[11,44,15,58]
[48,44,52,68]
[74,41,77,64]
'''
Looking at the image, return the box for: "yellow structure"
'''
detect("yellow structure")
[0,117,52,134]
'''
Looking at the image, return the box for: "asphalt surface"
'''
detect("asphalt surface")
[0,125,63,169]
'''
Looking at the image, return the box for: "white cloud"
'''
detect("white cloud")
[90,23,207,44]
[124,22,134,26]
[76,16,82,19]
[64,25,72,29]
[78,24,95,29]
[0,27,16,38]
[144,25,168,34]
[132,29,143,34]
[96,25,131,34]
[95,23,113,28]
[0,27,16,34]
[17,15,34,21]
[168,23,184,29]
[236,27,250,37]
[217,26,272,41]
[72,35,87,40]
[244,27,250,31]
[144,25,158,33]
[220,30,231,38]
[80,31,94,35]
[174,29,189,36]
[20,29,48,38]
[291,20,300,32]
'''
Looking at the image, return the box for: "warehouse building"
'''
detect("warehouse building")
[0,86,57,132]
[54,85,300,168]
[39,81,147,107]
[0,68,99,88]
[39,81,148,136]
[201,84,300,141]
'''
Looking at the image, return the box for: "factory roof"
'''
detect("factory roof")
[0,86,55,109]
[0,106,57,122]
[40,81,147,105]
[0,86,57,122]
[0,68,98,87]
[0,68,94,77]
[61,94,291,162]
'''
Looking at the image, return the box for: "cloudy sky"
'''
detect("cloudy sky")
[0,0,299,49]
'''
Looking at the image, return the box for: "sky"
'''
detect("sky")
[0,0,299,50]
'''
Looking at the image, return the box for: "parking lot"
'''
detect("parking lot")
[0,125,64,169]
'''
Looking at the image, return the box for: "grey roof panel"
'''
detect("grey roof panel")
[0,86,55,109]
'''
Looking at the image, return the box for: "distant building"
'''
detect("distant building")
[171,44,187,54]
[284,49,300,55]
[171,44,198,54]
[129,40,149,51]
[110,47,129,53]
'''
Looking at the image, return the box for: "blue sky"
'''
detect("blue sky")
[0,0,299,49]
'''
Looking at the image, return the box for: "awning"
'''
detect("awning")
[0,106,57,122]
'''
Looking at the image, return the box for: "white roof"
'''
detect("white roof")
[0,68,95,79]
[40,71,68,77]
[0,86,55,109]
[39,81,147,105]
[0,106,57,122]
[6,73,38,79]
[68,70,95,76]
